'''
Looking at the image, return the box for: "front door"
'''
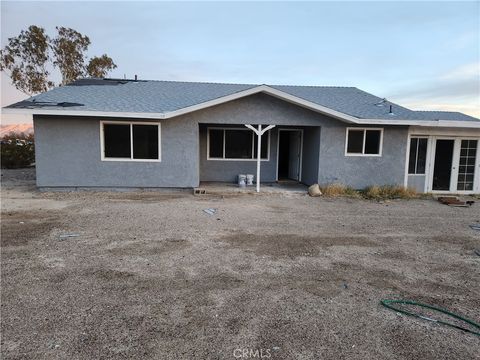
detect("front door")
[432,139,455,191]
[277,130,302,181]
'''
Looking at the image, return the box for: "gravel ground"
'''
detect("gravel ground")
[1,168,479,359]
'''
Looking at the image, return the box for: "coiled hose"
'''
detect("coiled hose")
[380,299,480,336]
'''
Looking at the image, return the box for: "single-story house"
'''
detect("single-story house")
[3,78,480,193]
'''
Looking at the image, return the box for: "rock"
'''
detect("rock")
[308,184,322,197]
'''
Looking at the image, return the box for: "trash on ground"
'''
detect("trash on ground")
[438,197,474,207]
[469,224,480,231]
[59,233,80,239]
[203,208,217,215]
[474,249,480,257]
[308,184,322,197]
[193,188,206,195]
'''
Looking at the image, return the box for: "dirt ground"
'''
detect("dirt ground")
[1,168,479,359]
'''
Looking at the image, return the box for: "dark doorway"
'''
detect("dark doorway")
[432,139,454,191]
[277,130,302,181]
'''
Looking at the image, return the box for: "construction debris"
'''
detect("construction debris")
[194,188,206,195]
[59,233,80,239]
[438,197,474,207]
[308,184,322,197]
[203,208,217,215]
[469,224,480,231]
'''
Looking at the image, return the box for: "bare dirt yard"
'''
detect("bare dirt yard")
[1,168,479,359]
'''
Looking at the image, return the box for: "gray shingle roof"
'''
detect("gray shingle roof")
[6,78,479,122]
[414,110,479,122]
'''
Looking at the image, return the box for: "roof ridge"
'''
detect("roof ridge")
[103,78,259,87]
[271,84,357,89]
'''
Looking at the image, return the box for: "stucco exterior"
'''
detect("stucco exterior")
[34,93,409,189]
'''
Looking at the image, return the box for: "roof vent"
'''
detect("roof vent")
[375,98,387,106]
[388,105,395,116]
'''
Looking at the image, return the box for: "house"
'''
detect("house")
[3,78,480,193]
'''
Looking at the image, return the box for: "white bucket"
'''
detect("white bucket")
[246,174,254,186]
[238,174,247,187]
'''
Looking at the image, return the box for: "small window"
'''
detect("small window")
[408,138,428,174]
[345,128,383,156]
[208,128,270,160]
[102,122,160,161]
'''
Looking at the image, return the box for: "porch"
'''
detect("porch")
[198,124,321,186]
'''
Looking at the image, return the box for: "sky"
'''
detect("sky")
[1,0,479,124]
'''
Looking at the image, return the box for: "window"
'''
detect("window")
[101,122,160,161]
[208,128,269,160]
[408,137,428,174]
[345,128,383,156]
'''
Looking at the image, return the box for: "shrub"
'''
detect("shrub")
[1,132,35,168]
[363,185,417,200]
[319,183,418,200]
[320,183,362,198]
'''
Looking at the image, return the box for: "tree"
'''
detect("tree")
[0,25,117,95]
[0,26,52,94]
[86,54,117,78]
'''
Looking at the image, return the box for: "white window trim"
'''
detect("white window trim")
[207,127,270,161]
[100,120,161,162]
[344,127,384,157]
[408,137,428,175]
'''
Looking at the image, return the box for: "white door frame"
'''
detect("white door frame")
[426,136,480,194]
[276,128,304,182]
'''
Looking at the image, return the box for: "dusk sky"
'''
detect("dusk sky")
[1,1,479,124]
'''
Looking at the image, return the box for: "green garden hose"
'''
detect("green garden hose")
[380,299,480,336]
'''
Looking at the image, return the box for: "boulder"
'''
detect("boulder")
[308,184,322,197]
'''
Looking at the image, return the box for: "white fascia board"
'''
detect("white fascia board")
[356,119,480,128]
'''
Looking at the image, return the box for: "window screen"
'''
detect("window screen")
[346,130,364,153]
[209,129,224,158]
[104,124,131,158]
[133,125,158,159]
[408,138,427,174]
[225,130,253,159]
[364,130,381,154]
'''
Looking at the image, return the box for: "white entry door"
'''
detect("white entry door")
[288,131,302,181]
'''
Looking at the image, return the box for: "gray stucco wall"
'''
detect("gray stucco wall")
[407,175,426,192]
[301,127,321,185]
[316,118,409,189]
[34,116,199,188]
[34,93,409,189]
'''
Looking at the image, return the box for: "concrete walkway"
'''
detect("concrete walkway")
[198,181,308,195]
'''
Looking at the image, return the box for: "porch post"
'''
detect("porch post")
[256,125,262,192]
[245,124,276,192]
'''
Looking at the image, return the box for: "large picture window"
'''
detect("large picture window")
[408,137,428,174]
[101,122,160,161]
[208,128,269,160]
[345,128,383,156]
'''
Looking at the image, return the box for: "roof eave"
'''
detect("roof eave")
[3,85,480,128]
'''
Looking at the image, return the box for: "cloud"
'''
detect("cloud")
[386,62,480,117]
